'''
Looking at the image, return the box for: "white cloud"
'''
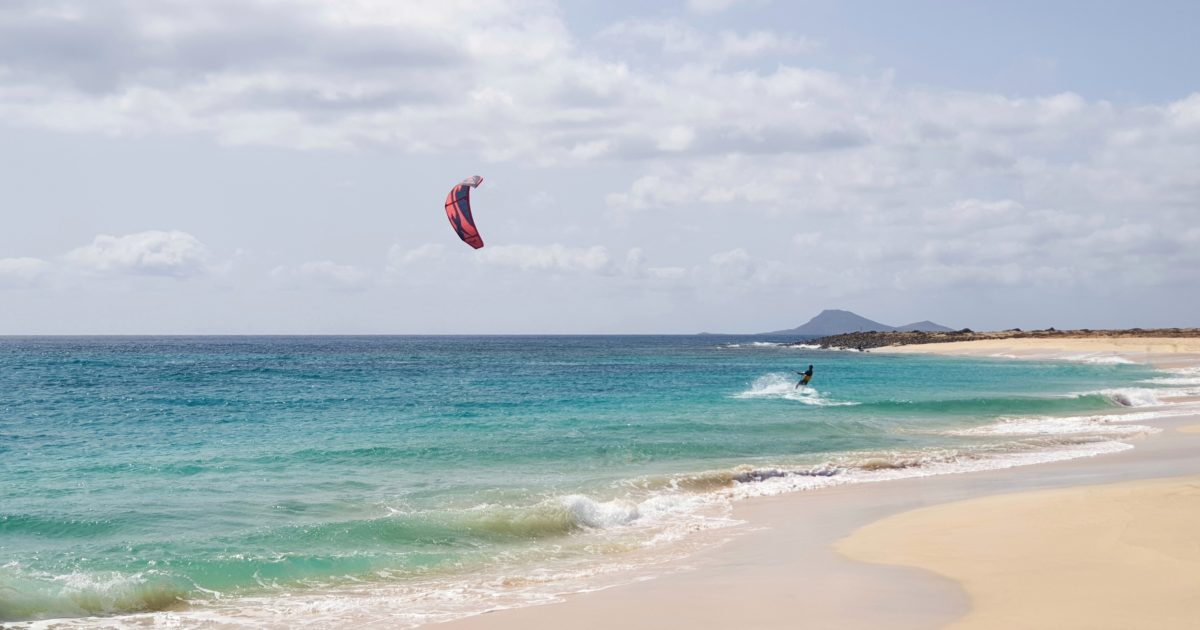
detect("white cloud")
[476,244,611,273]
[716,30,815,57]
[1168,93,1200,130]
[0,257,52,287]
[687,0,754,14]
[387,243,446,271]
[922,199,1024,228]
[0,4,842,161]
[792,232,822,247]
[619,247,690,282]
[65,230,210,276]
[270,260,371,291]
[704,247,794,287]
[597,19,813,68]
[598,19,705,54]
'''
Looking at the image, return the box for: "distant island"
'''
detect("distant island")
[760,309,953,336]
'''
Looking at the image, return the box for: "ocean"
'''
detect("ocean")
[2,336,1196,626]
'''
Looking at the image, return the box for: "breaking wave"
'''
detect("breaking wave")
[1083,386,1200,407]
[947,411,1175,437]
[720,342,819,350]
[0,569,190,621]
[1142,367,1200,387]
[648,437,1137,502]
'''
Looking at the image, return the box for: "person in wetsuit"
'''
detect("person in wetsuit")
[796,364,814,388]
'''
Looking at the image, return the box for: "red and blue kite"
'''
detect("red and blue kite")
[444,175,485,249]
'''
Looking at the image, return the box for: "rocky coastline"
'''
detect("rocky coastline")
[807,328,1200,350]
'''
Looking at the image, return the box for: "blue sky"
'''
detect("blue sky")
[1,0,1197,333]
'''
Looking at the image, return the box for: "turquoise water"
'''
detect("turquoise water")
[0,336,1180,624]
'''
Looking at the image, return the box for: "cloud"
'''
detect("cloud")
[921,199,1024,228]
[0,0,1195,192]
[270,260,371,291]
[596,19,814,70]
[0,257,52,287]
[597,19,705,55]
[0,0,573,150]
[476,244,611,273]
[705,247,793,287]
[1,0,1196,326]
[687,0,755,14]
[65,230,210,276]
[0,3,836,159]
[716,30,816,57]
[387,243,446,271]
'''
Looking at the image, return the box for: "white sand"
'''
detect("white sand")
[838,475,1200,629]
[877,336,1200,368]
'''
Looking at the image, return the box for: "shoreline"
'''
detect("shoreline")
[432,337,1200,629]
[873,336,1200,368]
[809,329,1200,352]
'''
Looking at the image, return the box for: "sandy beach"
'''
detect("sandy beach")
[877,336,1200,369]
[838,475,1200,629]
[433,337,1200,629]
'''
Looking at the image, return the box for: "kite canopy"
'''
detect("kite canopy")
[444,175,485,249]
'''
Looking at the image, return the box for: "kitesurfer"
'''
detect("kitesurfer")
[795,365,814,388]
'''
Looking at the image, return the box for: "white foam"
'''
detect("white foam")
[1070,354,1136,365]
[722,441,1135,500]
[1082,387,1166,407]
[560,495,640,529]
[1090,385,1200,406]
[733,373,859,406]
[1142,367,1200,387]
[721,342,818,350]
[1143,376,1200,386]
[950,413,1161,437]
[1164,367,1200,376]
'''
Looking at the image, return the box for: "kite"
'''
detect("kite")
[444,175,485,249]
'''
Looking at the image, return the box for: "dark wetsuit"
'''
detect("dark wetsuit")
[796,366,814,388]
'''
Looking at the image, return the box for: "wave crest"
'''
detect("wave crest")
[1094,388,1165,407]
[0,568,189,622]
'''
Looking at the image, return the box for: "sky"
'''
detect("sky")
[1,0,1197,334]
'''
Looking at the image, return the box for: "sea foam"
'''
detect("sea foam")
[733,373,859,406]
